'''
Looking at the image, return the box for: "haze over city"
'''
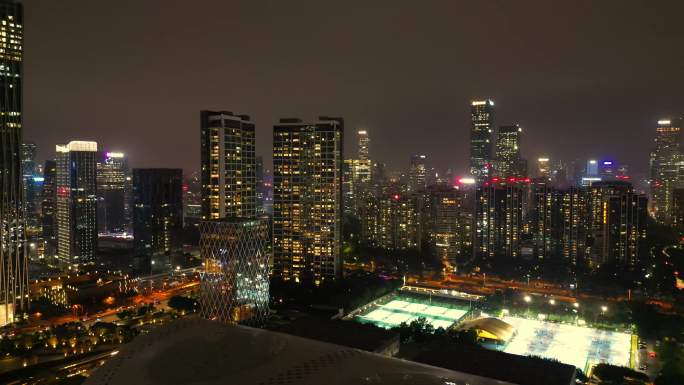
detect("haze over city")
[23,0,684,175]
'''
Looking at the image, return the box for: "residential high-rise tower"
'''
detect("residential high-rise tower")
[200,111,256,220]
[272,117,344,282]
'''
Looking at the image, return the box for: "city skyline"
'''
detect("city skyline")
[4,1,684,383]
[21,0,684,177]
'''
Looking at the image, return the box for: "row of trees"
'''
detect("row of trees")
[394,317,478,345]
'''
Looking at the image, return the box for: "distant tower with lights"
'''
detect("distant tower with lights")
[97,151,130,234]
[537,157,551,180]
[42,160,57,260]
[469,99,495,180]
[494,124,524,177]
[408,154,427,192]
[132,168,183,257]
[649,118,682,224]
[55,141,99,269]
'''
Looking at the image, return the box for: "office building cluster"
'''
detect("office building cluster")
[475,178,647,269]
[466,99,649,270]
[27,140,184,273]
[338,99,652,273]
[343,132,473,271]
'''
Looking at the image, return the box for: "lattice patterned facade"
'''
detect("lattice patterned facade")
[199,218,269,325]
[0,0,27,325]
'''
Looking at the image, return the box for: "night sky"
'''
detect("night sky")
[23,0,684,178]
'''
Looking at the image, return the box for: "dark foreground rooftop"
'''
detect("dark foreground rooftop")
[413,343,577,385]
[267,313,399,355]
[84,317,514,385]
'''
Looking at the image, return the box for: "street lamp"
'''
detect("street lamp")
[524,295,532,303]
[601,305,608,313]
[573,302,580,308]
[549,299,556,305]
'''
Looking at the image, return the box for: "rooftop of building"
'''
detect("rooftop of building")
[413,343,576,385]
[84,317,514,385]
[266,310,399,354]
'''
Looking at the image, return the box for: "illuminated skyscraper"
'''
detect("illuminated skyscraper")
[20,141,35,177]
[586,159,599,177]
[355,130,372,186]
[0,0,26,324]
[21,142,40,228]
[376,194,421,251]
[200,110,256,220]
[529,179,557,259]
[132,168,183,257]
[342,158,354,215]
[199,218,269,325]
[475,179,528,259]
[558,186,588,266]
[255,156,266,215]
[599,160,616,180]
[344,130,373,218]
[585,181,644,268]
[56,141,98,269]
[42,160,56,259]
[469,99,494,180]
[353,129,373,214]
[649,118,682,224]
[428,187,467,271]
[272,117,344,282]
[97,151,130,234]
[600,191,647,268]
[494,124,524,177]
[537,157,551,180]
[182,171,202,224]
[358,129,369,160]
[409,154,427,192]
